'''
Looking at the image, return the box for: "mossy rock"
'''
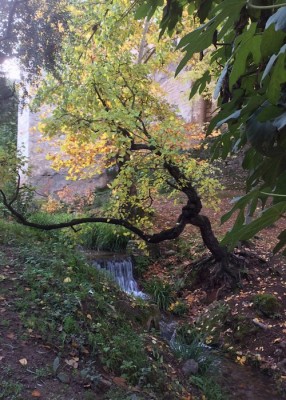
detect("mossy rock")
[253,293,282,318]
[114,299,160,330]
[232,315,259,343]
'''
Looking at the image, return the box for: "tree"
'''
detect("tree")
[0,0,70,76]
[0,0,242,285]
[0,72,18,148]
[134,0,286,255]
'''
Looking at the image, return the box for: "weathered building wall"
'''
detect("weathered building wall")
[17,105,108,201]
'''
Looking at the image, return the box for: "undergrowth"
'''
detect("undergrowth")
[0,219,188,398]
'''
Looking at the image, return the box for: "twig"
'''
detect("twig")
[247,0,286,9]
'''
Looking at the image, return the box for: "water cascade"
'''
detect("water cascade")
[92,256,146,298]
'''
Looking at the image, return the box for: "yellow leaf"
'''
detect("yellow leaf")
[19,358,28,366]
[236,355,246,365]
[63,277,72,283]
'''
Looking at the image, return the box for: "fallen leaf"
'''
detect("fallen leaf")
[113,376,127,387]
[7,332,15,340]
[63,277,71,283]
[273,338,282,344]
[81,347,89,354]
[19,358,28,366]
[236,355,247,365]
[65,358,78,369]
[31,389,41,397]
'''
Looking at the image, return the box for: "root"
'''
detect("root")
[189,251,249,293]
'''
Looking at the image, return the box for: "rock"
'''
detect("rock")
[57,372,70,383]
[278,341,286,350]
[164,250,176,256]
[182,359,199,376]
[98,377,112,390]
[277,358,286,372]
[159,320,178,341]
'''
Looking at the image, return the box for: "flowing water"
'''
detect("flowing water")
[89,252,284,399]
[91,254,146,298]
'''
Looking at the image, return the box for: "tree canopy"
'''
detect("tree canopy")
[1,0,239,283]
[0,0,69,75]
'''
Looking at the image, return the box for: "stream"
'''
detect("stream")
[88,251,284,400]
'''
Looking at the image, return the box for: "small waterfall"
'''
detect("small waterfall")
[92,256,146,298]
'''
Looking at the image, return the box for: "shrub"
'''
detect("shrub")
[78,223,129,252]
[144,278,174,311]
[132,255,151,278]
[168,300,189,316]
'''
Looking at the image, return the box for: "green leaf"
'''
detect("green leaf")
[273,229,286,253]
[188,3,195,15]
[135,2,152,20]
[215,109,241,127]
[197,0,213,23]
[261,43,286,82]
[176,0,245,75]
[256,104,282,122]
[189,70,211,99]
[229,24,261,88]
[273,112,286,131]
[265,6,286,32]
[135,0,163,21]
[261,24,286,60]
[221,190,260,224]
[267,52,286,104]
[222,201,286,248]
[214,63,229,99]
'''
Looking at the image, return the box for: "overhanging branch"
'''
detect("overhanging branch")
[0,188,186,244]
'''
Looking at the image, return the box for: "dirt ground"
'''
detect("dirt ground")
[0,160,286,399]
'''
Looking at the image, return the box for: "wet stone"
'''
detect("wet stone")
[181,359,199,376]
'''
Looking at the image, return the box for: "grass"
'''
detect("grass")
[0,218,228,399]
[77,223,130,251]
[28,212,130,252]
[0,378,23,400]
[191,375,228,400]
[170,324,228,400]
[144,277,174,310]
[0,219,189,397]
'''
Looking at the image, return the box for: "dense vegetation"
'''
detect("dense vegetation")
[135,0,286,253]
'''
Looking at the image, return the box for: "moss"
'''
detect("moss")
[253,293,281,318]
[232,315,259,343]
